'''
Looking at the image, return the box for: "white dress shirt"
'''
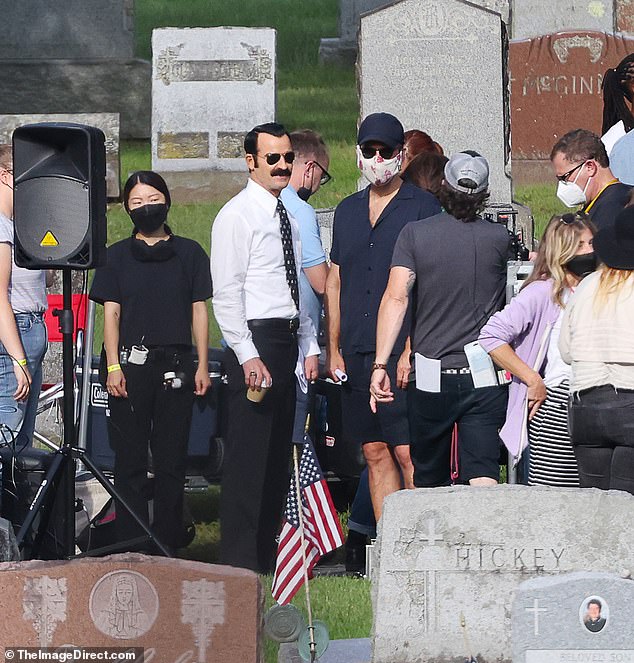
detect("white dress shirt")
[211,178,319,364]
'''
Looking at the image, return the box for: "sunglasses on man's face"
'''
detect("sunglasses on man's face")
[360,145,395,160]
[258,151,295,166]
[312,161,332,186]
[556,162,585,183]
[560,213,582,225]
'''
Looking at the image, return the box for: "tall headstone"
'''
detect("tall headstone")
[359,0,512,203]
[512,1,616,40]
[320,0,509,63]
[510,31,634,184]
[0,1,150,139]
[512,573,634,662]
[372,486,634,663]
[152,27,275,202]
[0,554,262,659]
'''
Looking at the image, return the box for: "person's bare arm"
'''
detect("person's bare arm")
[104,301,127,398]
[324,262,346,381]
[192,301,211,396]
[304,262,328,296]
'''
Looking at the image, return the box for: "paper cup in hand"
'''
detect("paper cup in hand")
[246,378,269,403]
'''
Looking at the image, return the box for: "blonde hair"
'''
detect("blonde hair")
[522,212,596,307]
[594,266,634,312]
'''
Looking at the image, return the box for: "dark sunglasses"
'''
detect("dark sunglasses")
[560,213,581,225]
[360,145,396,160]
[312,160,332,186]
[556,162,585,183]
[258,151,295,166]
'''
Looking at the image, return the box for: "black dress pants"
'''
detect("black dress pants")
[570,385,634,494]
[107,350,194,552]
[220,324,298,573]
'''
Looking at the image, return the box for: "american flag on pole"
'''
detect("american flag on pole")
[271,439,344,605]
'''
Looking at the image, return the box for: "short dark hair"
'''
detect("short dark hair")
[122,170,171,212]
[550,129,609,168]
[289,129,328,163]
[0,144,12,171]
[437,183,489,222]
[244,122,290,155]
[588,599,602,610]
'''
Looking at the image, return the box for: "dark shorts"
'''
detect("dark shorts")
[407,373,507,486]
[341,352,409,447]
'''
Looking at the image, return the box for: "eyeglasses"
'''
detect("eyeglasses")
[258,151,295,166]
[560,213,581,225]
[360,145,396,160]
[556,162,585,183]
[312,160,332,186]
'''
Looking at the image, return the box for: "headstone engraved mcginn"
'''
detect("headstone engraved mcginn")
[359,0,512,204]
[511,0,616,40]
[512,572,634,662]
[152,27,275,202]
[0,554,262,660]
[372,486,634,663]
[510,31,634,183]
[0,0,150,138]
[0,114,120,199]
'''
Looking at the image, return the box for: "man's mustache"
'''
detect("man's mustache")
[271,169,291,177]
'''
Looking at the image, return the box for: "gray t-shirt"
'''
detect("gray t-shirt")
[391,211,510,369]
[0,212,47,313]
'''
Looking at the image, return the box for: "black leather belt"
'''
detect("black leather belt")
[248,318,299,332]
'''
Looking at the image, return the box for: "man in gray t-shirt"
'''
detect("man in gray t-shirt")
[0,144,48,448]
[370,152,510,488]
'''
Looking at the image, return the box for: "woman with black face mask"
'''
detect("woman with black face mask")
[89,171,212,555]
[479,212,597,486]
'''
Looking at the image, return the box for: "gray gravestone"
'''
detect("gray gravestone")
[359,0,512,204]
[152,27,275,202]
[279,638,370,663]
[512,1,616,40]
[0,2,150,138]
[513,573,634,662]
[0,114,120,199]
[320,0,509,63]
[372,486,634,663]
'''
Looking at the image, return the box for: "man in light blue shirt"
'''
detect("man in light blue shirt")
[280,130,331,442]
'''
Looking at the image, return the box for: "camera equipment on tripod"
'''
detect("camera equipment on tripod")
[483,204,530,261]
[506,260,534,303]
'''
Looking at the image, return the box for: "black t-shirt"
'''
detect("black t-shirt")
[584,181,632,230]
[89,235,212,348]
[391,212,511,369]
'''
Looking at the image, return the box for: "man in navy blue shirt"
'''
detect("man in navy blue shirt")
[325,113,441,534]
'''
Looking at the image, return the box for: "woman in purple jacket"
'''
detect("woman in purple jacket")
[479,213,596,486]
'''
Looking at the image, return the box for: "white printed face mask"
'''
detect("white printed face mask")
[356,146,402,186]
[556,163,591,208]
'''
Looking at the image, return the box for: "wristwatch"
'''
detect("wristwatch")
[371,362,387,372]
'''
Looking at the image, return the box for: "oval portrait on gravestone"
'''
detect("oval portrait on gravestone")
[579,595,609,633]
[89,570,159,639]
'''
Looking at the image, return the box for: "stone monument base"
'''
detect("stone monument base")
[0,59,150,139]
[318,38,357,65]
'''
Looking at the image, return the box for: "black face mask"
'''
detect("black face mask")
[565,251,597,278]
[129,203,168,234]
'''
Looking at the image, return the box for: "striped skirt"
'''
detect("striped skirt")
[528,381,580,487]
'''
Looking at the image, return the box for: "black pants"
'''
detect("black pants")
[107,349,194,552]
[407,374,507,487]
[570,385,634,494]
[220,324,298,573]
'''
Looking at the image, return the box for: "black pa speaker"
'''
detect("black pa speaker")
[13,122,107,269]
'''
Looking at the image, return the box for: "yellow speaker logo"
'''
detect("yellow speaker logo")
[40,231,59,247]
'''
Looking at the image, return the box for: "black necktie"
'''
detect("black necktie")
[276,198,300,312]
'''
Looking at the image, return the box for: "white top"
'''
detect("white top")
[559,270,634,392]
[0,212,47,313]
[211,178,319,364]
[543,292,571,388]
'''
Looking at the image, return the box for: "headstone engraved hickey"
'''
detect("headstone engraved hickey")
[372,486,634,663]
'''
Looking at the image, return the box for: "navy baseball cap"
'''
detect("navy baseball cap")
[357,113,405,150]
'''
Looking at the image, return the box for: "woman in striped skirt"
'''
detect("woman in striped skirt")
[479,213,596,486]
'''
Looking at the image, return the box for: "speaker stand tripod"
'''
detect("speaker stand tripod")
[15,269,171,559]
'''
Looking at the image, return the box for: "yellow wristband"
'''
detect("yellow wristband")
[13,358,27,367]
[107,363,122,373]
